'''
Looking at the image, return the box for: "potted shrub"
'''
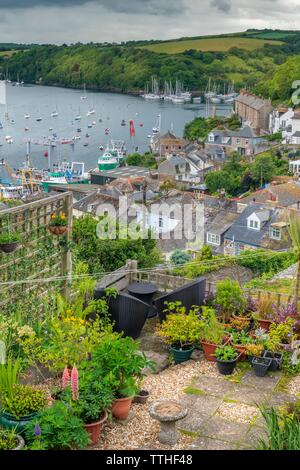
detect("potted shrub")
[230,317,251,332]
[48,211,68,236]
[214,345,239,375]
[0,359,48,434]
[229,330,254,360]
[244,343,264,364]
[60,366,113,446]
[214,278,247,322]
[199,307,227,362]
[252,356,272,377]
[88,334,154,421]
[0,231,21,253]
[155,304,203,364]
[0,428,25,450]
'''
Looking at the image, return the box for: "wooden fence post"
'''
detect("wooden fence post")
[62,192,73,299]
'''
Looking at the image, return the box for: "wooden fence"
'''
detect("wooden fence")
[0,192,73,310]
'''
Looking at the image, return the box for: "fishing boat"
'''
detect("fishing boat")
[41,161,88,191]
[98,150,118,171]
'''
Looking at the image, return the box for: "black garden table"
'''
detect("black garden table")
[127,281,158,318]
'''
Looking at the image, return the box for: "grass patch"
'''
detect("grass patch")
[274,375,293,393]
[223,397,238,404]
[140,37,283,54]
[226,362,250,383]
[179,429,201,438]
[184,387,206,396]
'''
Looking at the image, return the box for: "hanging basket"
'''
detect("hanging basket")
[0,242,19,253]
[48,226,68,236]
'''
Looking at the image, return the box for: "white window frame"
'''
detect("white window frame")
[207,232,220,245]
[270,227,281,240]
[208,133,214,143]
[248,218,259,230]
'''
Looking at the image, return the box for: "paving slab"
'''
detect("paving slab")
[268,392,299,407]
[197,415,250,443]
[240,370,281,391]
[194,375,235,397]
[225,384,271,406]
[242,425,269,449]
[189,436,237,450]
[180,395,223,432]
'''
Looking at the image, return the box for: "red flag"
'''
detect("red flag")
[129,120,135,137]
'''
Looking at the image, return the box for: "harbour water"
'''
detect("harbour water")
[0,84,233,171]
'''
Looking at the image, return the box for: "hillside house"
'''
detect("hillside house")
[223,204,292,255]
[269,107,294,142]
[205,126,268,156]
[157,152,213,184]
[150,131,187,156]
[235,90,273,134]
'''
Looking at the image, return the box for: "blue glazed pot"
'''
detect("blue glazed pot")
[170,346,195,364]
[0,410,38,435]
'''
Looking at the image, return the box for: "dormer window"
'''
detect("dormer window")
[270,227,281,240]
[208,133,214,143]
[247,213,260,230]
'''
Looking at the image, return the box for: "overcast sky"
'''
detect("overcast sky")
[0,0,299,44]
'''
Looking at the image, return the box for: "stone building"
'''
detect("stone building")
[235,90,273,134]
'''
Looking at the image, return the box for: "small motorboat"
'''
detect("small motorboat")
[51,111,59,117]
[25,127,29,132]
[49,127,53,131]
[99,119,103,123]
[87,124,92,129]
[85,133,90,138]
[77,128,82,133]
[44,151,49,157]
[83,142,89,147]
[11,120,15,124]
[139,123,143,127]
[24,114,30,119]
[99,145,104,151]
[36,117,42,122]
[92,121,96,126]
[121,120,126,126]
[74,115,81,121]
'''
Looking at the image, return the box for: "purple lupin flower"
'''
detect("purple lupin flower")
[34,423,42,437]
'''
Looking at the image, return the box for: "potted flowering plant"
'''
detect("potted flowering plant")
[156,303,204,364]
[48,211,68,235]
[60,366,113,446]
[0,230,21,253]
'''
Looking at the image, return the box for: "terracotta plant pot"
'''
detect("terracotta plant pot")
[84,411,107,446]
[258,319,272,332]
[48,226,68,236]
[0,242,19,253]
[111,396,134,420]
[200,338,229,362]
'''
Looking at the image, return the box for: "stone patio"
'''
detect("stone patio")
[138,321,300,450]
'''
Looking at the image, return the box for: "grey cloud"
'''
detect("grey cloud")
[0,0,184,15]
[210,0,232,13]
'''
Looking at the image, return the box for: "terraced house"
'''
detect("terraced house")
[235,90,273,134]
[205,125,268,156]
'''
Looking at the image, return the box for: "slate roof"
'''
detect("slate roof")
[235,93,271,111]
[292,131,300,137]
[240,182,300,207]
[224,204,274,246]
[206,210,239,236]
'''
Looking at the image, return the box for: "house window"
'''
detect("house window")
[207,233,220,245]
[159,216,163,228]
[209,134,214,143]
[236,139,240,144]
[249,219,259,230]
[270,227,281,240]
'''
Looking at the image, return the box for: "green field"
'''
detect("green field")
[0,50,19,57]
[141,37,283,54]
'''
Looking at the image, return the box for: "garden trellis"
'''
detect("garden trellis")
[0,193,73,312]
